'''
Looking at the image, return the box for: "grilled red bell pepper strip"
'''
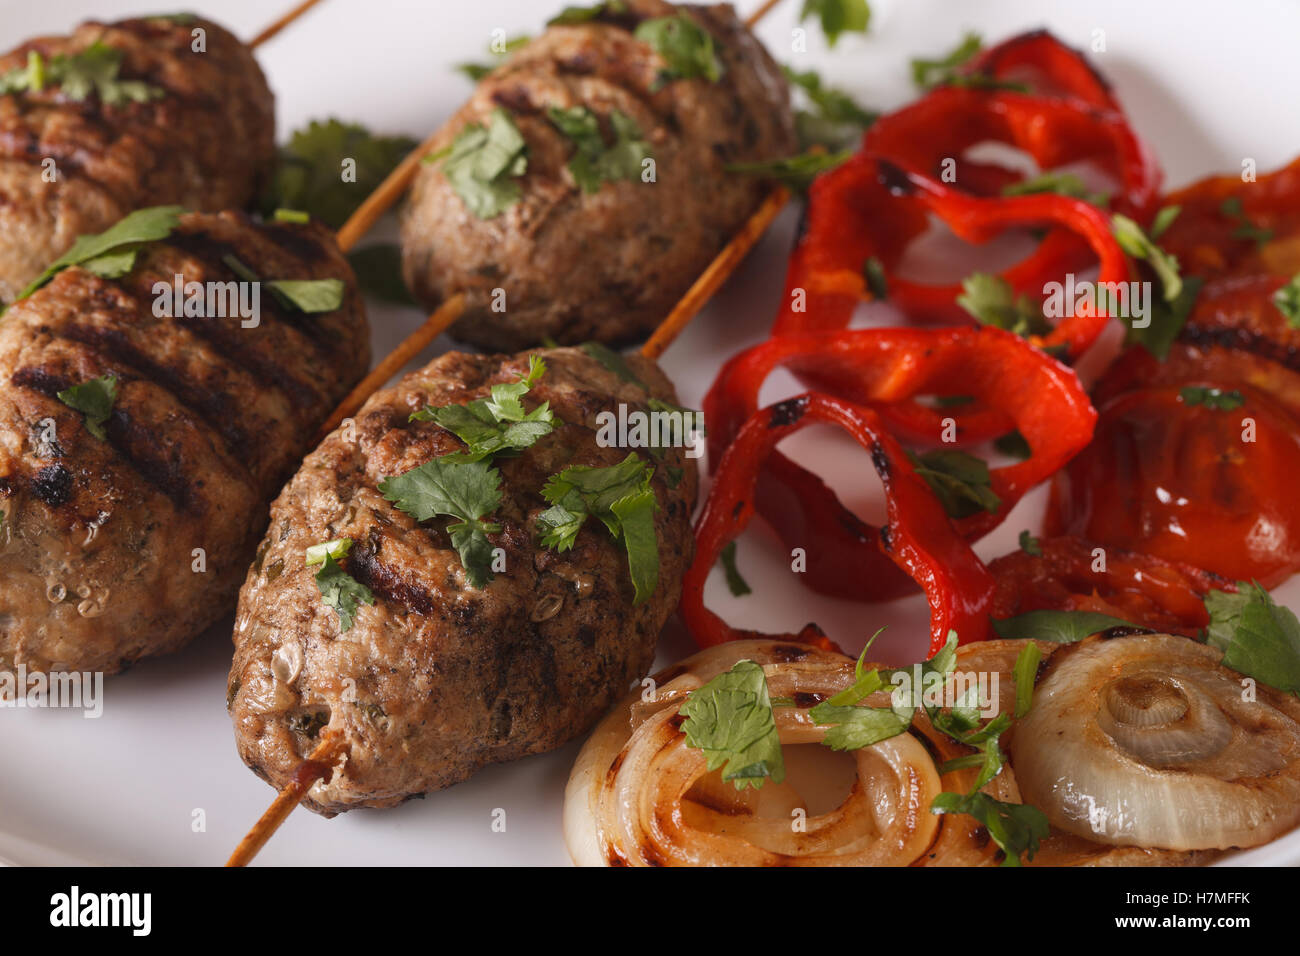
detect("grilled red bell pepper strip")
[701,326,1097,607]
[682,392,996,656]
[988,535,1231,638]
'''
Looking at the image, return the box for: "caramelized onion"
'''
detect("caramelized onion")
[1010,634,1300,851]
[564,640,948,866]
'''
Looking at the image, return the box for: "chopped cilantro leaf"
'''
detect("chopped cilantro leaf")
[1018,530,1041,555]
[1180,386,1244,411]
[314,553,374,632]
[57,374,118,440]
[264,119,416,229]
[1274,273,1300,328]
[0,43,164,105]
[537,453,659,604]
[410,356,555,462]
[378,458,504,588]
[635,14,722,89]
[1205,583,1300,694]
[1002,171,1108,206]
[679,660,785,789]
[719,541,751,596]
[991,609,1140,643]
[993,429,1032,460]
[931,791,1049,866]
[726,149,852,192]
[799,0,871,47]
[907,448,1000,519]
[957,272,1050,337]
[547,106,652,193]
[1149,204,1181,239]
[13,205,183,305]
[783,66,877,151]
[433,108,529,219]
[264,278,345,313]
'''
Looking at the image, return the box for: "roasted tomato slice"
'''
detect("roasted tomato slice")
[988,535,1228,637]
[1047,381,1300,587]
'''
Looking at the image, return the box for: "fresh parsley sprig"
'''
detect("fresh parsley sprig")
[679,660,785,790]
[12,205,184,305]
[635,13,723,89]
[57,374,118,440]
[429,108,529,219]
[313,545,374,633]
[378,458,504,589]
[1273,273,1300,328]
[1180,386,1244,411]
[956,273,1051,338]
[410,356,555,463]
[537,453,659,605]
[547,106,652,193]
[1205,582,1300,694]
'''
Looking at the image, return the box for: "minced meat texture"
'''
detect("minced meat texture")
[0,211,369,675]
[229,347,698,813]
[400,0,795,350]
[0,15,275,302]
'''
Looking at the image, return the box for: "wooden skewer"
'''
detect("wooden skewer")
[249,0,328,49]
[334,128,443,254]
[313,294,467,442]
[226,0,790,867]
[225,731,346,867]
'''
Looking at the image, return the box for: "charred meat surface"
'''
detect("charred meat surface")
[400,0,795,350]
[0,211,370,674]
[0,15,275,302]
[229,348,698,813]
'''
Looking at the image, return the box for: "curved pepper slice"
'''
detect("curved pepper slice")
[701,325,1096,606]
[682,392,996,656]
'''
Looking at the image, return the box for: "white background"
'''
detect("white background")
[1,0,1298,865]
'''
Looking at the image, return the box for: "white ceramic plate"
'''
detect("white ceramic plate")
[2,0,1297,866]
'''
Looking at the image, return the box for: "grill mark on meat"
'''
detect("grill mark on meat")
[259,223,333,265]
[49,323,252,463]
[173,313,320,411]
[12,363,198,511]
[31,463,72,507]
[10,364,71,396]
[160,231,334,344]
[348,539,440,616]
[101,407,197,512]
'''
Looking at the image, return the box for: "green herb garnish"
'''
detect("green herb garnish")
[1205,582,1300,694]
[346,244,416,306]
[265,119,416,229]
[726,149,852,192]
[991,609,1140,643]
[1219,196,1273,247]
[57,374,118,440]
[957,273,1050,338]
[432,108,529,219]
[1273,273,1300,328]
[13,205,183,305]
[410,355,555,462]
[799,0,871,47]
[679,660,785,789]
[907,449,1000,519]
[784,66,877,151]
[0,43,164,105]
[547,106,652,193]
[1018,530,1042,555]
[635,13,722,89]
[719,541,751,597]
[314,552,374,632]
[378,458,504,588]
[1180,386,1244,411]
[537,453,659,605]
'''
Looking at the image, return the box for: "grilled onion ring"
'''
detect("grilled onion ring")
[1010,634,1300,851]
[564,640,948,866]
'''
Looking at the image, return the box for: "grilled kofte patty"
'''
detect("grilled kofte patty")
[400,0,796,350]
[0,15,275,302]
[229,348,698,813]
[0,211,370,675]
